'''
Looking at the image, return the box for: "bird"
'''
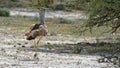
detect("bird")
[25,23,48,63]
[25,8,47,63]
[25,24,48,40]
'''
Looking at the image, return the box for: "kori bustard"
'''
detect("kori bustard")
[25,8,48,63]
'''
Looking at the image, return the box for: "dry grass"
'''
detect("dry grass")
[0,16,74,35]
[0,16,120,36]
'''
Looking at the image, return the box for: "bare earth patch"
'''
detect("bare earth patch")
[0,29,119,68]
[0,44,117,68]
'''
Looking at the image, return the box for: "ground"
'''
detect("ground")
[0,28,119,68]
[0,45,116,68]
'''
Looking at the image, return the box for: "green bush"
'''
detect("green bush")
[11,0,19,2]
[59,18,73,24]
[54,4,65,10]
[0,9,10,17]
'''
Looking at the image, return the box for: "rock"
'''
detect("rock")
[25,42,28,44]
[17,43,21,45]
[22,45,26,48]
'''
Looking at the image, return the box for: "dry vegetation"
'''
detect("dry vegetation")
[0,16,120,36]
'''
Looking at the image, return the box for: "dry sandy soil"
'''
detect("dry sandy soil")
[0,29,119,68]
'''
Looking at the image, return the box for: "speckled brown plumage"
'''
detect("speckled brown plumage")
[25,24,48,40]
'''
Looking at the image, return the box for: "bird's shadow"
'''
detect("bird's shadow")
[17,42,120,55]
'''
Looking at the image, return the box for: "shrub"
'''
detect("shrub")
[54,4,65,10]
[11,0,19,2]
[0,9,10,17]
[59,18,73,24]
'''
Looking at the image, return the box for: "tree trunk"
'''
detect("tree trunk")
[39,8,45,25]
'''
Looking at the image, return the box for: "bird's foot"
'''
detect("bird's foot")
[34,53,39,64]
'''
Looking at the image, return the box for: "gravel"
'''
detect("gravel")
[0,44,118,68]
[0,29,119,68]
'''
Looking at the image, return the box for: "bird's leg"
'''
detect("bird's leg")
[34,40,38,55]
[36,36,42,47]
[34,36,42,64]
[34,39,39,64]
[34,40,37,49]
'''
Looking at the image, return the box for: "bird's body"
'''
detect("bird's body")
[31,24,41,31]
[25,24,48,63]
[25,8,47,64]
[25,24,48,40]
